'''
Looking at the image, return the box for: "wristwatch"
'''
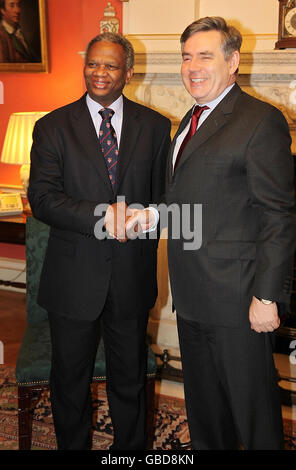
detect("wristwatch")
[255,297,274,305]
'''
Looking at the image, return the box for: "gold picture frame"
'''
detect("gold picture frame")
[0,0,48,73]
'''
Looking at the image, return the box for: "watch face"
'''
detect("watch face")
[284,7,296,36]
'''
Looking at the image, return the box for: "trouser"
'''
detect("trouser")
[48,288,149,450]
[177,315,284,450]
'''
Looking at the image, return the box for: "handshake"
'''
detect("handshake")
[103,201,155,242]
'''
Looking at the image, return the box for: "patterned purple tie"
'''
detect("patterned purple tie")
[99,108,119,190]
[174,105,209,170]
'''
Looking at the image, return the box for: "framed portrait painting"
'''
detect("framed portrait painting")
[0,0,48,72]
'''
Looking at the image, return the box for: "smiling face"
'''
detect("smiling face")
[181,30,240,104]
[1,0,21,26]
[83,41,134,107]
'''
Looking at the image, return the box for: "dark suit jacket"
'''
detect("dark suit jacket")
[28,94,171,321]
[166,83,295,327]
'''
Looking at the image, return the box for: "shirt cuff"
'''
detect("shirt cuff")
[142,207,159,233]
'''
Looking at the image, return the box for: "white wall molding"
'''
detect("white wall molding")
[131,50,296,75]
[239,51,296,75]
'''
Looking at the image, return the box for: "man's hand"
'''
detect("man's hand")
[125,208,155,239]
[104,201,131,242]
[249,296,280,333]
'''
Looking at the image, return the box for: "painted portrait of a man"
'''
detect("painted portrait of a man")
[0,0,41,63]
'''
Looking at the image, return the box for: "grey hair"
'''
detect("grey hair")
[85,32,134,69]
[180,16,242,60]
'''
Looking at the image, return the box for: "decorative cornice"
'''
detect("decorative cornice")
[131,50,296,75]
[239,50,296,75]
[79,42,296,75]
[240,50,296,65]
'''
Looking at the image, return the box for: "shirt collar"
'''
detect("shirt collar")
[86,93,123,118]
[195,83,235,111]
[1,20,17,34]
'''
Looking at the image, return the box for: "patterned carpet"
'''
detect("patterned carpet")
[0,365,295,451]
[0,365,189,450]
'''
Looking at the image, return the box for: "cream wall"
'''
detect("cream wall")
[123,0,197,35]
[199,0,278,29]
[123,0,279,52]
[199,0,278,35]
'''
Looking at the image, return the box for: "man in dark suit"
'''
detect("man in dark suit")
[166,17,295,450]
[28,32,171,450]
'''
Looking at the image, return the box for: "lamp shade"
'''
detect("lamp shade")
[1,112,48,165]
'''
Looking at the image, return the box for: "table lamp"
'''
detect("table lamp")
[1,112,48,213]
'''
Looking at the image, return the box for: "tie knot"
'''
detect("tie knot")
[99,108,115,121]
[192,105,209,119]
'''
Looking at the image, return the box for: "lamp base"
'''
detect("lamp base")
[23,201,32,215]
[19,164,32,214]
[20,164,30,194]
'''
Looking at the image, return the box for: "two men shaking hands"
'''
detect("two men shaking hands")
[104,201,155,242]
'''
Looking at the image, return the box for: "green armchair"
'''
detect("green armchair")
[15,216,157,450]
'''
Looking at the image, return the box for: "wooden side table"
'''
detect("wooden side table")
[0,214,27,245]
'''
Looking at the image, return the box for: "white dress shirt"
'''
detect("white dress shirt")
[172,84,235,170]
[86,93,124,146]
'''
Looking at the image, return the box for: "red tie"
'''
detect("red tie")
[174,105,209,170]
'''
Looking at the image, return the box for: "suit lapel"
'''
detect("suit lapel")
[72,94,113,195]
[172,83,242,176]
[114,96,140,195]
[176,107,227,171]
